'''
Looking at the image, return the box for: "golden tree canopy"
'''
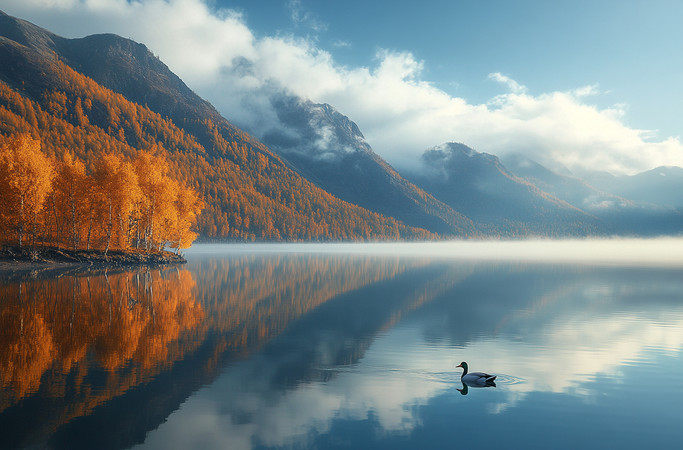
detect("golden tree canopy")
[0,134,54,246]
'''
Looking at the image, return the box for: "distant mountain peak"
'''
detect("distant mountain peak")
[406,141,608,236]
[424,142,499,164]
[647,165,683,177]
[254,95,477,236]
[430,142,477,157]
[263,94,372,162]
[420,142,502,182]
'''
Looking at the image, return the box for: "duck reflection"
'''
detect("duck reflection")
[456,361,496,395]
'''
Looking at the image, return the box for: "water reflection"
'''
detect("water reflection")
[1,245,683,449]
[136,255,683,449]
[0,267,202,400]
[457,382,495,396]
[0,266,203,449]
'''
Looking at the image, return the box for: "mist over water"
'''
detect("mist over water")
[188,237,683,267]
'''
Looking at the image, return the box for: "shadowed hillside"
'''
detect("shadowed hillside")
[407,143,607,236]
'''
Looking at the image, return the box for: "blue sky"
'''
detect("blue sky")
[223,0,682,136]
[3,0,683,174]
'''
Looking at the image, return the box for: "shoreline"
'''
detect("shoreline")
[0,245,186,272]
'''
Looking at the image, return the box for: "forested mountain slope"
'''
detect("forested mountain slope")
[0,11,435,241]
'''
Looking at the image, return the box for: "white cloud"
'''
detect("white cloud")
[287,0,327,33]
[132,276,683,448]
[4,0,683,175]
[488,72,528,95]
[331,39,351,49]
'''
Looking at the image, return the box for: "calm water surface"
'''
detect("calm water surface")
[1,240,683,449]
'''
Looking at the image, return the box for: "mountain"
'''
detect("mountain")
[501,153,623,210]
[0,11,223,135]
[503,154,683,236]
[0,10,435,241]
[258,95,477,236]
[406,143,606,236]
[2,11,679,240]
[584,166,683,209]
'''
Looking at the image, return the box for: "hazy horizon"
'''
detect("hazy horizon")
[186,237,683,267]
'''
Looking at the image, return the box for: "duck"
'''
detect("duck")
[457,361,496,387]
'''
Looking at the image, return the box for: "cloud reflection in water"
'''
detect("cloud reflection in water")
[135,243,683,449]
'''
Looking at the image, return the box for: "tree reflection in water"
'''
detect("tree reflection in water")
[0,253,470,449]
[0,267,203,412]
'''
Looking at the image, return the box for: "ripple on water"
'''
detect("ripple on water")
[489,373,526,386]
[411,370,527,388]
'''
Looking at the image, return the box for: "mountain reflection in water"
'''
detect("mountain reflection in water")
[1,244,683,450]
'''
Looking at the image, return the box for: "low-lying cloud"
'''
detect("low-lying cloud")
[4,0,683,175]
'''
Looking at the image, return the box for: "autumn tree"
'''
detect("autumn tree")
[92,153,141,254]
[0,134,54,247]
[169,183,204,252]
[52,152,89,249]
[0,132,203,253]
[134,150,178,250]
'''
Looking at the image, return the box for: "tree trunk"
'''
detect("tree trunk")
[148,203,155,252]
[86,212,93,251]
[18,195,24,248]
[51,196,61,248]
[31,210,38,248]
[70,195,78,250]
[104,202,113,257]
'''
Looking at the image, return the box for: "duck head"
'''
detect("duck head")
[456,361,468,374]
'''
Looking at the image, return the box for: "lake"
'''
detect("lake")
[1,239,683,449]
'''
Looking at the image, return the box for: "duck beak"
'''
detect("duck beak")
[456,363,463,368]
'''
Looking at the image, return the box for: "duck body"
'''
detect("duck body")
[457,361,496,387]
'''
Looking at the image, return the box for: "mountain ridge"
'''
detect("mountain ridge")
[502,153,683,235]
[259,95,478,236]
[406,142,607,236]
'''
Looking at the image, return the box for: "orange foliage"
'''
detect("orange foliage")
[0,134,203,252]
[0,56,436,241]
[0,268,203,407]
[51,152,89,249]
[0,134,54,247]
[133,150,180,250]
[91,153,141,253]
[169,183,204,250]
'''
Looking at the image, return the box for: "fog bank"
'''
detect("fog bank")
[186,237,683,267]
